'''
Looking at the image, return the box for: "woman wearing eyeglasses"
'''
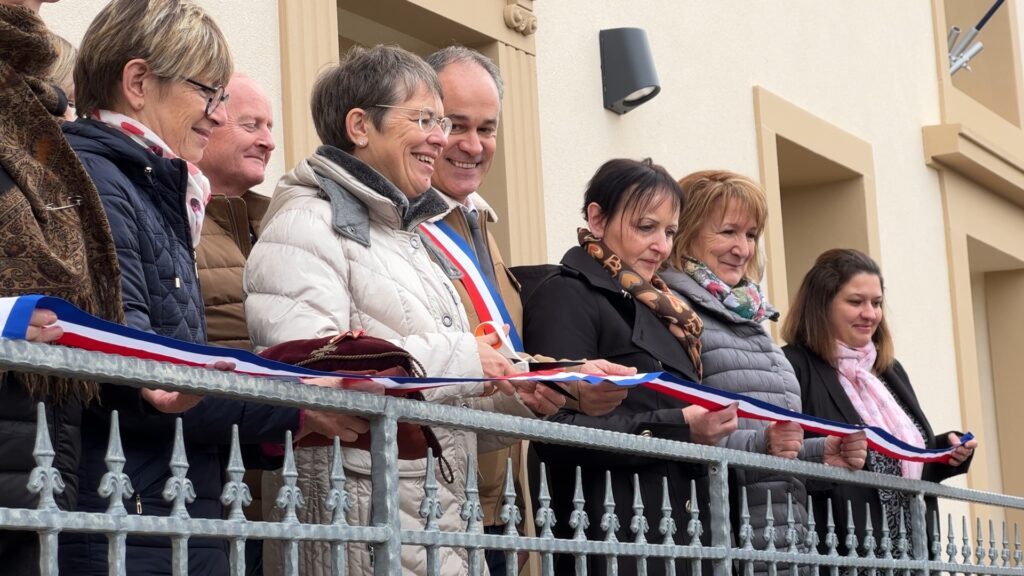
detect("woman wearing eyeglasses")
[244,44,559,576]
[57,2,377,575]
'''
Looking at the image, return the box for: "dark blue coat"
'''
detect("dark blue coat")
[59,120,301,575]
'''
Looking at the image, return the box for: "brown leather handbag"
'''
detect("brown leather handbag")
[258,331,442,461]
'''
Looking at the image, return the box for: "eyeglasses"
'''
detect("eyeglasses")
[184,78,229,117]
[373,105,452,137]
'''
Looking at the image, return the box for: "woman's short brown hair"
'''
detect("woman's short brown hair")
[311,45,443,152]
[781,248,894,372]
[74,0,232,116]
[671,170,768,279]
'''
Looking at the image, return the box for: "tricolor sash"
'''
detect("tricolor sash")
[0,295,972,464]
[420,220,524,352]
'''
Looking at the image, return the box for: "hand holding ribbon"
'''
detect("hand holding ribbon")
[945,432,977,467]
[573,359,634,416]
[824,431,868,470]
[0,294,975,466]
[683,402,739,445]
[26,309,62,343]
[766,421,804,459]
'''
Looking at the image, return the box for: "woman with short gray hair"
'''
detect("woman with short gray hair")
[245,44,563,576]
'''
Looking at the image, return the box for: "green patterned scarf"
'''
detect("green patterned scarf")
[682,257,778,323]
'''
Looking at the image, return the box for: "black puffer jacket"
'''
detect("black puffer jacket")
[0,374,81,573]
[0,375,81,510]
[59,119,301,576]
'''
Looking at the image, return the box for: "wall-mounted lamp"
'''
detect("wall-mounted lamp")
[599,27,661,114]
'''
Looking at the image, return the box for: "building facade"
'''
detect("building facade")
[45,0,1024,525]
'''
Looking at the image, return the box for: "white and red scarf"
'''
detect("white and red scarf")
[91,110,210,247]
[835,341,926,479]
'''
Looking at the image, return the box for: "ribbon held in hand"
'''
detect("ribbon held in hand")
[0,294,972,465]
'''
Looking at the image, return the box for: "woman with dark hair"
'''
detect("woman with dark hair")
[783,248,976,557]
[522,158,739,576]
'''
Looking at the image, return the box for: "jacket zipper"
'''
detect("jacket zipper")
[135,494,142,514]
[144,165,200,288]
[144,165,182,290]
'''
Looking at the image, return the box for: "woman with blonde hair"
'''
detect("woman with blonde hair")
[45,31,75,119]
[661,170,866,572]
[58,2,374,573]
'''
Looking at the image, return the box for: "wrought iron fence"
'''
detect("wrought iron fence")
[0,338,1022,576]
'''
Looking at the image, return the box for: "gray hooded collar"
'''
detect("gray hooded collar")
[312,145,450,247]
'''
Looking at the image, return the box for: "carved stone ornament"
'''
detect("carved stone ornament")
[504,0,538,36]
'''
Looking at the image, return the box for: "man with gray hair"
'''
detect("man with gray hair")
[425,45,634,575]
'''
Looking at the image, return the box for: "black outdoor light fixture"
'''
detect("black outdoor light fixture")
[600,27,661,114]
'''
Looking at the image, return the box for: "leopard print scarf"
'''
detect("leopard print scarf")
[0,5,123,403]
[578,228,704,380]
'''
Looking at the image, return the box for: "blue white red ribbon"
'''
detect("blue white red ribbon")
[420,220,524,352]
[0,295,971,464]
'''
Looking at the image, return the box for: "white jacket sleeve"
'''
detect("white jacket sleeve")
[245,201,484,380]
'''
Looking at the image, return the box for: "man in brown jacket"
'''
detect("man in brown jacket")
[196,73,275,350]
[195,73,275,575]
[426,46,634,576]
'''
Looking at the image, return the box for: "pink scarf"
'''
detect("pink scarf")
[91,110,210,247]
[835,341,925,479]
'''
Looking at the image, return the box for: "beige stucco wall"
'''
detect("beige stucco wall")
[533,1,967,473]
[40,0,286,197]
[37,0,998,506]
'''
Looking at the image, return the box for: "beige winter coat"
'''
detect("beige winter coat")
[245,146,533,576]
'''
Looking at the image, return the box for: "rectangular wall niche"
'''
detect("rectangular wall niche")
[753,86,880,321]
[777,137,870,303]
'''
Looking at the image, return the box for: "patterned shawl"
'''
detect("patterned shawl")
[0,5,123,402]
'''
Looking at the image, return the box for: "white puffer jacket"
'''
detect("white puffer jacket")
[245,146,533,576]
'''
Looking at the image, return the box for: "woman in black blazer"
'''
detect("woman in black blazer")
[782,249,976,558]
[522,158,739,576]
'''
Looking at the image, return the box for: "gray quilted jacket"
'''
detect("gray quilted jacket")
[662,268,824,563]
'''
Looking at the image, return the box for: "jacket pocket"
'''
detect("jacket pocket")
[340,445,431,478]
